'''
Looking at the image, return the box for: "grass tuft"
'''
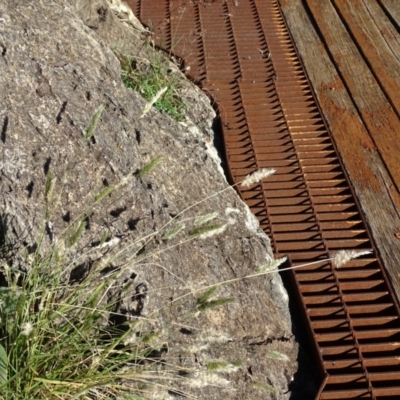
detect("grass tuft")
[118,50,186,122]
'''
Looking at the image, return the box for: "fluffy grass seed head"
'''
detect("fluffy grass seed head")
[240,168,275,188]
[188,370,231,388]
[257,256,287,273]
[138,156,163,178]
[265,351,289,361]
[188,328,232,353]
[332,249,372,268]
[162,224,185,241]
[21,322,33,337]
[194,212,219,226]
[84,105,104,141]
[140,86,168,118]
[205,360,242,373]
[189,223,227,239]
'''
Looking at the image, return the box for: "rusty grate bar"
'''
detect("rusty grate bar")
[126,0,400,398]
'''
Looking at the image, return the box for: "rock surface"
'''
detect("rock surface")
[0,0,301,398]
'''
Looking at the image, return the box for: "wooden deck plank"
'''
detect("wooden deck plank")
[380,0,400,29]
[332,0,400,113]
[279,0,400,301]
[304,0,400,193]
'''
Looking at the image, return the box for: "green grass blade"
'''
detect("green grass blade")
[68,220,86,247]
[0,343,7,385]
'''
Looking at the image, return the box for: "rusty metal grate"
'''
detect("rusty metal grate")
[126,0,400,398]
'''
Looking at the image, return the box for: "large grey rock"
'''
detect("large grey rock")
[0,0,300,398]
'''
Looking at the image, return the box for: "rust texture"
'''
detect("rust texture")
[126,0,400,398]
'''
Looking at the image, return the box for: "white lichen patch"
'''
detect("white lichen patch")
[244,205,261,234]
[270,277,289,305]
[205,139,229,180]
[198,328,232,344]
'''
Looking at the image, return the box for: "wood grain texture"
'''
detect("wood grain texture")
[380,0,400,28]
[279,0,400,300]
[306,0,400,191]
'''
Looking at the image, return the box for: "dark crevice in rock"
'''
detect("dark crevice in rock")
[1,115,8,143]
[63,211,71,223]
[123,282,148,316]
[45,221,54,242]
[56,100,68,124]
[110,206,126,218]
[0,271,7,287]
[127,217,140,230]
[135,128,141,144]
[100,264,117,276]
[0,214,9,260]
[91,237,109,247]
[84,215,91,230]
[179,328,193,335]
[67,115,75,126]
[26,181,34,198]
[249,335,292,346]
[211,116,232,182]
[25,241,37,255]
[167,389,187,398]
[136,245,146,257]
[97,6,107,23]
[69,261,90,284]
[43,157,51,175]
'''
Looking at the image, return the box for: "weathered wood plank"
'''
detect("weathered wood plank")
[279,0,400,300]
[380,0,400,29]
[305,0,400,191]
[332,0,400,113]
